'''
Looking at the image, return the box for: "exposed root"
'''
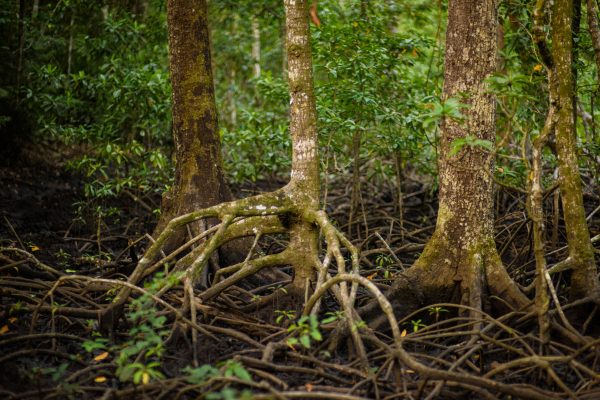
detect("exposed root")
[306,274,569,400]
[93,185,373,366]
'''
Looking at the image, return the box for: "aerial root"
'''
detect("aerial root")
[305,274,565,400]
[92,187,374,364]
[2,222,598,398]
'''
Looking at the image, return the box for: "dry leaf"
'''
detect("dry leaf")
[305,383,314,392]
[94,376,107,383]
[94,351,109,361]
[30,245,40,252]
[8,317,17,323]
[401,329,407,337]
[366,272,377,280]
[0,325,9,335]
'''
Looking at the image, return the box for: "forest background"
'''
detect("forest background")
[1,0,600,399]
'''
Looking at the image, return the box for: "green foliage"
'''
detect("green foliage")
[322,310,345,324]
[312,0,437,179]
[182,360,254,400]
[428,306,448,322]
[1,1,173,222]
[22,3,171,145]
[81,274,171,385]
[286,315,323,349]
[274,309,296,324]
[449,135,493,157]
[211,0,441,184]
[68,140,171,219]
[375,254,395,279]
[421,98,467,129]
[408,319,426,332]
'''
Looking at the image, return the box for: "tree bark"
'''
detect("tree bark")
[382,0,528,320]
[284,0,321,296]
[251,16,261,79]
[157,0,236,260]
[587,0,600,82]
[551,0,599,300]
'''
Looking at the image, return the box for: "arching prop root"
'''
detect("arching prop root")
[353,232,534,334]
[99,186,369,365]
[306,274,593,400]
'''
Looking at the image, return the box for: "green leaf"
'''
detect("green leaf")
[310,330,322,341]
[183,365,218,384]
[299,335,311,348]
[233,364,252,382]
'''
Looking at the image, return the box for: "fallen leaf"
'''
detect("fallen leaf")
[30,245,40,252]
[9,317,17,323]
[305,383,314,392]
[401,329,407,337]
[366,272,377,280]
[94,376,107,383]
[94,351,109,361]
[0,325,9,334]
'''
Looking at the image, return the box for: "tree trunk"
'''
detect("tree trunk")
[251,16,261,79]
[551,0,599,300]
[157,0,233,247]
[283,0,321,297]
[104,0,363,334]
[381,0,527,320]
[587,0,600,83]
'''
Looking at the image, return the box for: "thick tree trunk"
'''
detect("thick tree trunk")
[157,0,233,251]
[383,0,527,319]
[551,0,599,300]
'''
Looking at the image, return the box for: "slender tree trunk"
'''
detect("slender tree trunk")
[157,0,234,257]
[67,12,74,75]
[15,0,25,103]
[251,16,261,79]
[587,0,600,84]
[284,0,320,296]
[551,0,599,300]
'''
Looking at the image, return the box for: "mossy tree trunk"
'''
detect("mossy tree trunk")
[103,0,362,333]
[158,0,231,236]
[156,0,236,260]
[587,0,600,81]
[550,0,600,300]
[381,0,528,320]
[281,0,321,299]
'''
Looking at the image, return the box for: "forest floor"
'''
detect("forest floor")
[1,145,600,399]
